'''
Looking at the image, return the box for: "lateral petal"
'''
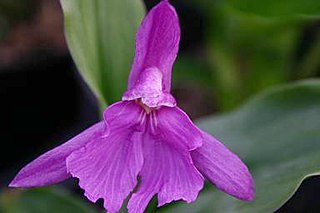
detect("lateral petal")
[127,133,203,213]
[127,0,180,93]
[157,106,203,150]
[67,101,144,213]
[191,131,255,200]
[9,121,105,188]
[103,100,143,130]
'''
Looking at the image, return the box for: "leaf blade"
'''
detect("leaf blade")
[0,187,97,213]
[163,80,320,212]
[60,0,145,107]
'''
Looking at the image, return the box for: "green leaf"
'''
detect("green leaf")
[227,0,320,19]
[60,0,145,108]
[196,1,303,111]
[0,186,97,213]
[163,80,320,212]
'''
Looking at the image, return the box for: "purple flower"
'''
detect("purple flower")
[9,1,254,212]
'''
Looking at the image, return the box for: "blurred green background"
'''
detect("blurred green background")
[0,0,319,212]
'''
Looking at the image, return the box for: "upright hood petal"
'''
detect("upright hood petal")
[127,0,180,93]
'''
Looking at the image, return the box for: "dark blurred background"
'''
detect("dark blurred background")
[0,0,319,212]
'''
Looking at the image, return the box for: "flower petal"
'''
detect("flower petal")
[67,101,144,213]
[191,131,255,200]
[127,133,204,213]
[103,100,143,129]
[157,106,203,150]
[9,121,105,188]
[123,67,176,107]
[127,0,180,93]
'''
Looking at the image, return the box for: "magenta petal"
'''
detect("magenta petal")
[103,100,143,129]
[67,101,144,213]
[127,133,203,213]
[191,131,255,200]
[123,67,176,107]
[157,107,202,150]
[9,122,105,188]
[128,0,180,93]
